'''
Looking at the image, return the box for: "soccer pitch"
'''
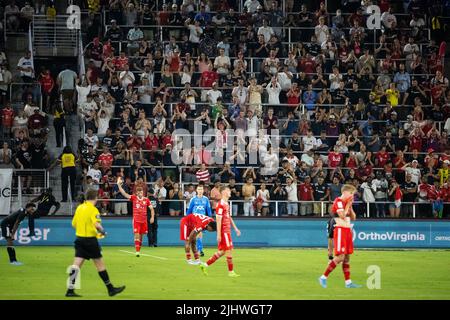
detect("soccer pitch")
[0,246,449,300]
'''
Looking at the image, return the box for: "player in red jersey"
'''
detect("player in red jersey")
[117,177,155,257]
[319,184,362,288]
[180,214,216,265]
[200,186,241,277]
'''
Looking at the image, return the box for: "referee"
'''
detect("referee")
[66,189,125,297]
[1,203,36,265]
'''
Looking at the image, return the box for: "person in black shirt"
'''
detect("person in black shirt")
[401,174,417,218]
[229,178,242,216]
[332,81,348,106]
[28,188,60,235]
[30,140,49,169]
[393,128,409,153]
[15,140,33,194]
[147,188,159,247]
[1,203,36,265]
[313,176,330,215]
[288,132,302,153]
[270,180,287,215]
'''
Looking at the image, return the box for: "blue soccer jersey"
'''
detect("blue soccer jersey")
[186,196,213,217]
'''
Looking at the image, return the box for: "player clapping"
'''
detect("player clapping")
[319,184,362,288]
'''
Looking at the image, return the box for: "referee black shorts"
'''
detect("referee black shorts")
[74,237,102,260]
[326,218,336,239]
[1,220,12,239]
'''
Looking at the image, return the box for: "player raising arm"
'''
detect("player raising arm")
[186,183,213,256]
[117,176,155,257]
[319,184,361,288]
[200,186,241,277]
[180,213,217,265]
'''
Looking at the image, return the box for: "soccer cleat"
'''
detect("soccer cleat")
[228,271,240,277]
[108,285,126,297]
[318,277,327,288]
[200,251,205,257]
[65,290,82,298]
[136,252,140,257]
[200,264,208,276]
[191,259,201,265]
[345,282,362,288]
[328,255,334,260]
[10,261,23,266]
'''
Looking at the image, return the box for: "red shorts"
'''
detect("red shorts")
[133,220,148,235]
[218,232,233,251]
[333,226,353,256]
[180,221,193,241]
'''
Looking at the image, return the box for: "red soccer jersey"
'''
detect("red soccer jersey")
[376,151,390,168]
[409,135,423,152]
[200,71,218,88]
[216,199,231,234]
[188,214,214,233]
[39,75,54,93]
[130,195,151,223]
[98,152,114,170]
[298,183,313,201]
[331,196,351,217]
[328,152,343,168]
[1,108,14,128]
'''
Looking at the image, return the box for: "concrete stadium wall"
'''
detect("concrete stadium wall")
[2,218,450,249]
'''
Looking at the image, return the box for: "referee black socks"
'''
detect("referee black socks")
[7,247,17,262]
[98,270,113,290]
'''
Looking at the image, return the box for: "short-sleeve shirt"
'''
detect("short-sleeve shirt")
[331,197,350,216]
[130,195,151,223]
[72,201,101,237]
[184,214,215,233]
[216,199,231,234]
[59,153,76,168]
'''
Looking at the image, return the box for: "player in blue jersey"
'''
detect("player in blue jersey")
[186,184,213,256]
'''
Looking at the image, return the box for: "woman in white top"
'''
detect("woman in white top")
[96,106,111,137]
[76,76,92,107]
[256,183,270,216]
[335,133,349,153]
[266,77,281,105]
[179,64,193,85]
[12,110,28,137]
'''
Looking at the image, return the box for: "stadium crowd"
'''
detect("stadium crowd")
[1,0,450,218]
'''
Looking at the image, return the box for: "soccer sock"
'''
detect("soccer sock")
[98,270,114,291]
[193,252,200,260]
[196,238,203,252]
[343,263,351,281]
[185,250,191,261]
[226,256,234,272]
[134,240,141,253]
[7,247,16,262]
[206,252,223,266]
[68,265,79,290]
[323,260,337,278]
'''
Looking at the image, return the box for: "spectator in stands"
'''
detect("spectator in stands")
[242,177,256,216]
[17,50,34,83]
[57,66,78,114]
[0,64,12,105]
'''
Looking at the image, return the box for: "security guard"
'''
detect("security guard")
[65,189,125,297]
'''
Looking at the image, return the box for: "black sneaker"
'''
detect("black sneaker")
[65,290,82,297]
[328,255,334,260]
[153,244,158,247]
[200,251,204,257]
[108,285,126,297]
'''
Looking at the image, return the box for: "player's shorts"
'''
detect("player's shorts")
[0,221,12,239]
[74,237,102,260]
[333,226,353,256]
[218,232,233,251]
[133,220,148,235]
[327,218,336,239]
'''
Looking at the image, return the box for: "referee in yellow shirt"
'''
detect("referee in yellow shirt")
[66,189,125,297]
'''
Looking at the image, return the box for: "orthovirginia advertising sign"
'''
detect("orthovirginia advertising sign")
[1,218,449,248]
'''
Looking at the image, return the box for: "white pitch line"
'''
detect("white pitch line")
[118,250,168,260]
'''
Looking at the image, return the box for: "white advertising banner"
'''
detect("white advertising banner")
[0,169,13,216]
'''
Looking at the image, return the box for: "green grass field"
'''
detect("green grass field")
[0,246,449,300]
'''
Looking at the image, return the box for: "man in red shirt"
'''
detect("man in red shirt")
[117,177,155,257]
[1,102,14,138]
[200,64,218,89]
[180,213,216,265]
[200,186,241,277]
[38,69,54,112]
[319,184,362,289]
[328,145,343,178]
[299,53,316,75]
[113,51,129,71]
[97,146,114,173]
[376,146,390,168]
[299,176,314,216]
